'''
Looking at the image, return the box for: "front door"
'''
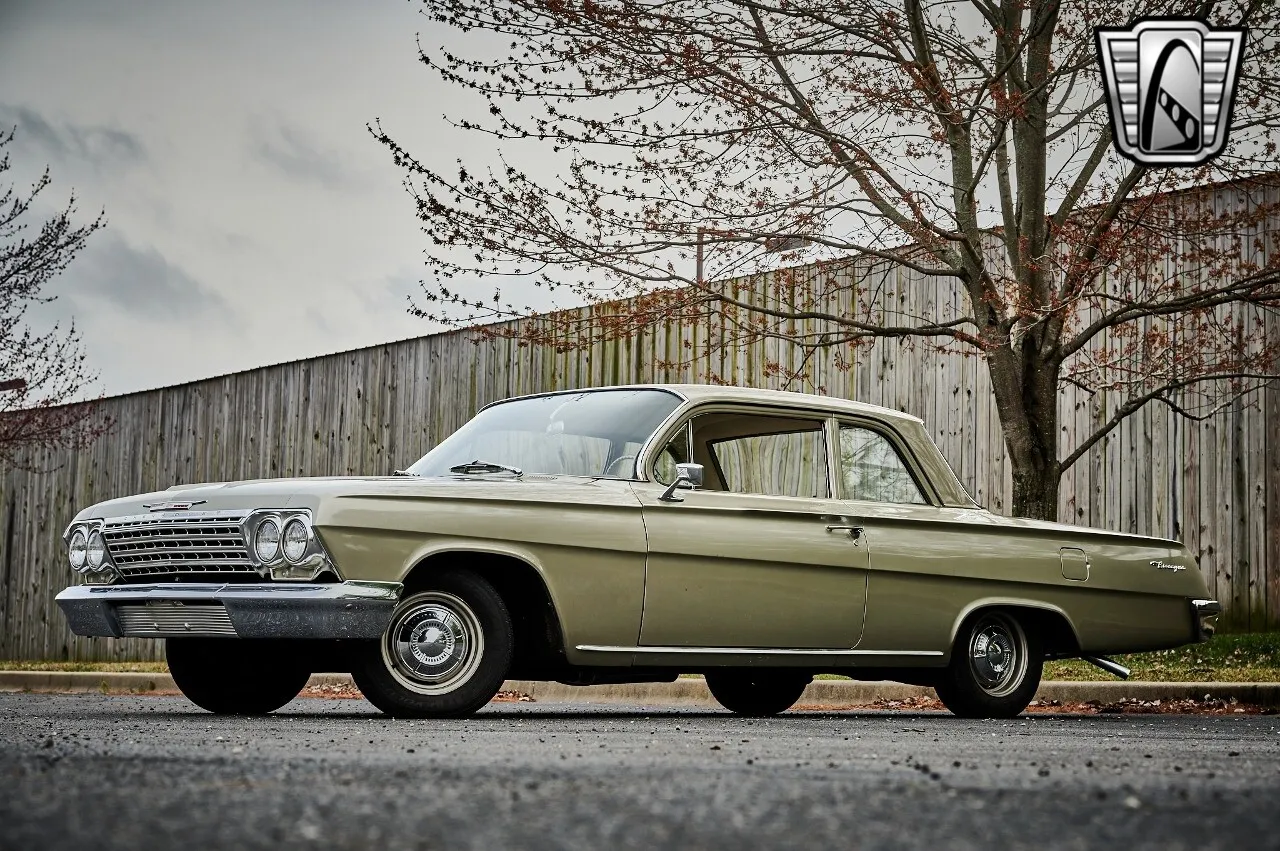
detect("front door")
[634,409,868,649]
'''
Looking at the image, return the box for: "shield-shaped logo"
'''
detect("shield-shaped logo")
[1096,18,1246,166]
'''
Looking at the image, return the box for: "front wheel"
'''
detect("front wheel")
[351,570,514,718]
[166,638,311,715]
[934,611,1043,719]
[705,669,811,717]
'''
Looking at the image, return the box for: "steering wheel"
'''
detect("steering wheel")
[603,454,638,478]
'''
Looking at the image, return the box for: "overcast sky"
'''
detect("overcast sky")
[0,0,493,397]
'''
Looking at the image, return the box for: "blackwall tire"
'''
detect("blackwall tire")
[705,670,811,717]
[166,638,311,715]
[934,611,1043,719]
[351,570,513,718]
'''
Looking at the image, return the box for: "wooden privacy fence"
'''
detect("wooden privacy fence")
[2,257,1279,660]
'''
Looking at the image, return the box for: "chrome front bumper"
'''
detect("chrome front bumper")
[56,581,402,640]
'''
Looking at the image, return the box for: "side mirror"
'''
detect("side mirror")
[659,463,703,502]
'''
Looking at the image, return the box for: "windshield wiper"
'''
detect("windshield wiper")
[391,470,419,477]
[449,459,523,477]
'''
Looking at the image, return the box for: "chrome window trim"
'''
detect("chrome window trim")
[635,401,694,485]
[474,385,688,415]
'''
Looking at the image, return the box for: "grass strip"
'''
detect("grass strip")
[1044,631,1280,682]
[0,661,169,674]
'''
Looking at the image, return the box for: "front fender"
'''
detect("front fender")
[315,503,648,653]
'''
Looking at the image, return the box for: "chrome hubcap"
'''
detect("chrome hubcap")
[968,615,1027,697]
[383,592,484,695]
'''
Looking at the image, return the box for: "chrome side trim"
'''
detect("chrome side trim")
[575,644,943,657]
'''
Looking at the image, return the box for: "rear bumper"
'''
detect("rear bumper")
[56,581,402,640]
[1192,598,1222,642]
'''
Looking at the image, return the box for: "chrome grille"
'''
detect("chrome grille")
[103,512,258,580]
[116,603,237,637]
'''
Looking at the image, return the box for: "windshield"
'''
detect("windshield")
[405,389,683,479]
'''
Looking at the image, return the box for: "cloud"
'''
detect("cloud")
[54,232,236,323]
[251,121,356,190]
[0,103,146,170]
[20,230,246,394]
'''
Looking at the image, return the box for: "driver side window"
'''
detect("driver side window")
[652,411,830,498]
[709,426,827,498]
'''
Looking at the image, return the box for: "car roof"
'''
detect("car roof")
[493,383,923,425]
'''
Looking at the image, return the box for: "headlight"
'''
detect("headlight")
[86,530,107,570]
[68,529,88,571]
[254,518,281,562]
[281,518,309,563]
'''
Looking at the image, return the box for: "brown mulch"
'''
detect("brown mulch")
[1063,696,1276,715]
[297,682,365,700]
[491,690,536,703]
[793,695,1277,715]
[295,683,536,703]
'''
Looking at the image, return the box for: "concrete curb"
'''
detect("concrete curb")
[2,671,1278,707]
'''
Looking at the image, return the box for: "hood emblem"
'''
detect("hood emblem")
[1150,560,1186,572]
[143,500,207,512]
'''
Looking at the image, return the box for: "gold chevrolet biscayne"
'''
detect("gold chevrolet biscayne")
[57,385,1220,719]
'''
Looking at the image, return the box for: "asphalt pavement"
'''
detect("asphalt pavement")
[2,693,1279,851]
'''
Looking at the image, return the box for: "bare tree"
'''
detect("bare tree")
[0,128,109,465]
[377,0,1280,519]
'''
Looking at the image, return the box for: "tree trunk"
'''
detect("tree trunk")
[986,345,1063,522]
[1010,458,1061,522]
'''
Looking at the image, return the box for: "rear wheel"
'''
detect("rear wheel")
[351,570,513,718]
[934,611,1042,719]
[705,669,811,717]
[166,638,311,715]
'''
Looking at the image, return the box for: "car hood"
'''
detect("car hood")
[74,474,620,521]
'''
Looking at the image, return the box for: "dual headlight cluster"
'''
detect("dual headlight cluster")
[245,510,333,580]
[67,524,110,575]
[251,514,311,564]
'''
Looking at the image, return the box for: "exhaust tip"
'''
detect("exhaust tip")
[1080,655,1131,680]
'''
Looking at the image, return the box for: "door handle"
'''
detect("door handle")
[826,525,864,540]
